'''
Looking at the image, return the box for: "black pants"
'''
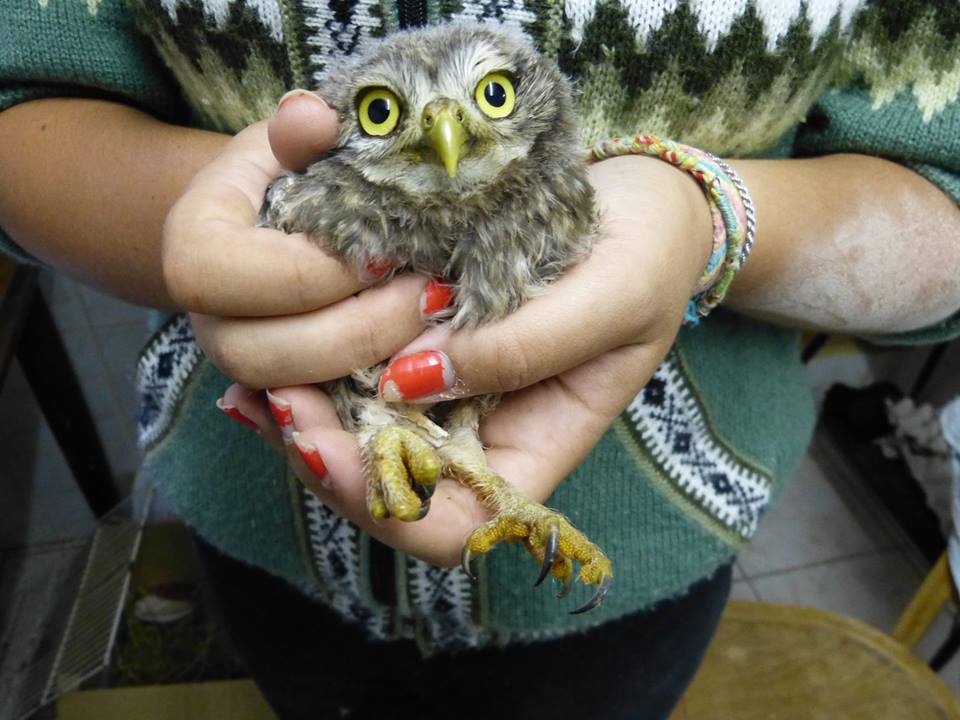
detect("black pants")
[194,536,731,720]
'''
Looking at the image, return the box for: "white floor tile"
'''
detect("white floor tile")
[42,272,79,308]
[77,285,151,327]
[730,580,758,601]
[59,330,121,422]
[95,322,149,384]
[97,415,143,487]
[94,322,150,424]
[739,453,885,577]
[50,299,91,339]
[733,561,744,580]
[750,550,925,632]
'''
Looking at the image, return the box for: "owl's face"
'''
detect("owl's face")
[318,25,578,198]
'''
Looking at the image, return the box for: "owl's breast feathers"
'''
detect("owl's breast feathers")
[261,147,596,327]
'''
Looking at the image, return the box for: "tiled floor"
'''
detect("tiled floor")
[732,448,925,617]
[0,272,958,710]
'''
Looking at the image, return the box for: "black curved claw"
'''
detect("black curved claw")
[556,575,573,599]
[534,526,560,587]
[415,499,431,520]
[414,481,436,502]
[570,576,612,615]
[461,545,477,581]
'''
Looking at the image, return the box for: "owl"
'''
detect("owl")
[261,23,612,612]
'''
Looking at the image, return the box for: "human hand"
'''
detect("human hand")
[377,154,714,405]
[219,154,715,567]
[164,92,432,389]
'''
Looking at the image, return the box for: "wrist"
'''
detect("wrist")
[592,135,754,324]
[589,154,715,335]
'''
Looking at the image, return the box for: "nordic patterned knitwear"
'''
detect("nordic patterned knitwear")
[592,135,755,324]
[4,0,960,655]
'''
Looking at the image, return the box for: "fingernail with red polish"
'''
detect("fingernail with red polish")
[292,432,330,487]
[266,389,294,443]
[379,351,455,402]
[359,258,393,283]
[419,278,454,320]
[216,398,259,433]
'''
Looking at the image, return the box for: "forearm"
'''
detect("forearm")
[725,154,960,334]
[0,98,229,307]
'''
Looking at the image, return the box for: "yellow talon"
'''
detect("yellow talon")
[366,425,441,521]
[460,496,613,612]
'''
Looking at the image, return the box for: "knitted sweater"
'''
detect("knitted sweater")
[2,0,959,653]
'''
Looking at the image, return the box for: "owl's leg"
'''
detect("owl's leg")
[361,421,442,521]
[326,376,444,522]
[439,398,613,613]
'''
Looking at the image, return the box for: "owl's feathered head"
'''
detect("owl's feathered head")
[317,24,580,199]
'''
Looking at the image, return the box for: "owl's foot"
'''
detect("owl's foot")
[365,426,441,521]
[460,500,613,614]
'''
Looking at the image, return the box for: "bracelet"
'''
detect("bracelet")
[591,135,756,325]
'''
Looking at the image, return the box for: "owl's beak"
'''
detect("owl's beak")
[421,100,467,178]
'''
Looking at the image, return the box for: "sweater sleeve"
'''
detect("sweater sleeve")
[793,2,960,346]
[0,0,188,262]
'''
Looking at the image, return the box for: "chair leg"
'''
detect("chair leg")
[892,552,954,649]
[930,614,960,672]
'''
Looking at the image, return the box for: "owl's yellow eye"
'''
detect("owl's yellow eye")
[357,87,400,136]
[474,72,515,119]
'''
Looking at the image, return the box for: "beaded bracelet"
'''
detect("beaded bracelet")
[591,135,756,325]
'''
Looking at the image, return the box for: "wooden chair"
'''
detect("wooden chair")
[671,554,960,719]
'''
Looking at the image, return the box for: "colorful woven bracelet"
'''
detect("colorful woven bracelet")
[591,135,756,324]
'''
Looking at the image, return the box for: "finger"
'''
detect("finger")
[269,91,340,172]
[288,424,482,567]
[217,383,284,449]
[265,383,342,444]
[163,220,366,316]
[268,384,343,431]
[381,245,660,402]
[191,274,428,388]
[164,122,364,317]
[480,345,658,477]
[183,122,284,214]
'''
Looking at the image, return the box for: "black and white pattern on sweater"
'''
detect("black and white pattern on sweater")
[441,0,536,30]
[301,0,386,82]
[136,314,204,450]
[560,0,862,47]
[405,556,482,651]
[158,0,284,40]
[300,487,397,639]
[626,352,771,540]
[301,485,481,648]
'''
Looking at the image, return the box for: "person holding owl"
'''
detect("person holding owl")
[2,0,960,717]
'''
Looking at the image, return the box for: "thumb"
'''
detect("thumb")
[268,90,340,172]
[377,278,635,402]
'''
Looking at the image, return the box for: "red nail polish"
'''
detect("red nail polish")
[293,432,329,483]
[266,390,294,441]
[216,398,259,432]
[419,278,454,319]
[379,351,454,402]
[360,258,392,283]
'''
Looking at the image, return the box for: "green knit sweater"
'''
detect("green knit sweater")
[2,0,959,652]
